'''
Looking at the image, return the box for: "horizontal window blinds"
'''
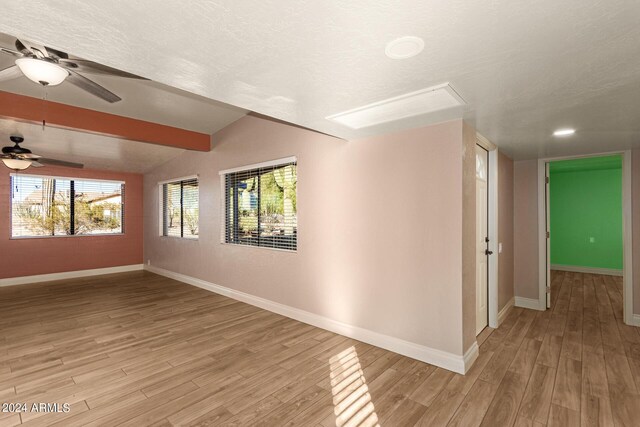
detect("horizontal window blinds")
[224,160,297,251]
[11,175,124,237]
[162,178,199,239]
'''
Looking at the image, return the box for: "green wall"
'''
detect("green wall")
[549,155,623,270]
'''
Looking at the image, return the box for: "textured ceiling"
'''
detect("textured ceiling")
[0,1,639,160]
[0,119,185,174]
[0,33,247,135]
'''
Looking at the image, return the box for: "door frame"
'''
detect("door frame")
[537,150,633,325]
[477,133,499,328]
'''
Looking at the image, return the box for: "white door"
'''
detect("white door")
[476,146,489,335]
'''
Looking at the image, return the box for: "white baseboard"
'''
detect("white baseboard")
[145,265,476,375]
[630,314,640,327]
[551,264,623,276]
[0,264,144,287]
[515,296,545,311]
[498,297,515,326]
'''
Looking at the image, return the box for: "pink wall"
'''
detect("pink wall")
[498,151,515,310]
[0,165,143,279]
[144,115,474,357]
[513,160,539,300]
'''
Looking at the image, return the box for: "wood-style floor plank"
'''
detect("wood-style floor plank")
[0,270,637,426]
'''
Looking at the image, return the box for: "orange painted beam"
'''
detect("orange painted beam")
[0,91,211,151]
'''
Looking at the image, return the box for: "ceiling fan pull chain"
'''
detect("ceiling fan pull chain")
[42,86,47,131]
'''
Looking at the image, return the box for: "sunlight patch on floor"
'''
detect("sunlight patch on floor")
[329,346,380,427]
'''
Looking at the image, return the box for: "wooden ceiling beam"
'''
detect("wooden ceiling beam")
[0,91,211,151]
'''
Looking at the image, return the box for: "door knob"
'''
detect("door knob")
[485,249,493,255]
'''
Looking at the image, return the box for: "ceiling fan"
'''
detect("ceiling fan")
[1,135,83,171]
[0,38,145,103]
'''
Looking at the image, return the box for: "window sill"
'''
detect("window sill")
[219,242,297,253]
[159,235,199,241]
[10,233,125,240]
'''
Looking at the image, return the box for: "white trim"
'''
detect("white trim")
[145,265,475,374]
[10,172,124,185]
[157,175,199,186]
[218,156,297,176]
[631,314,640,327]
[551,265,623,276]
[623,151,634,325]
[463,342,480,373]
[498,297,515,326]
[0,264,144,287]
[488,148,499,328]
[515,296,545,311]
[536,151,634,325]
[476,132,497,151]
[537,159,547,311]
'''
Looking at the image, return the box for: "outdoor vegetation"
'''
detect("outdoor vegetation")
[12,177,123,237]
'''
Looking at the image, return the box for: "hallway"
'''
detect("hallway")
[474,270,640,426]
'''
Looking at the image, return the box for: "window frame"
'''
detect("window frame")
[219,156,297,252]
[158,175,199,240]
[9,173,125,239]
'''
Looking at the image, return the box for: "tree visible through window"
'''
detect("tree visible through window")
[161,178,199,239]
[224,160,297,250]
[11,175,124,237]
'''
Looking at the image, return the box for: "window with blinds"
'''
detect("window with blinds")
[161,177,199,239]
[11,174,124,238]
[223,159,297,251]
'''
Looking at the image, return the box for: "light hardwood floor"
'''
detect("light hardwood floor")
[0,270,638,426]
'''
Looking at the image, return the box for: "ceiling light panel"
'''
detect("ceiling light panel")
[326,83,465,129]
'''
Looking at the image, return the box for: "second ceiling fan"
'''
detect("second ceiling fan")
[0,38,145,103]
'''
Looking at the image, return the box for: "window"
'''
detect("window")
[161,177,199,239]
[11,174,124,238]
[222,158,297,251]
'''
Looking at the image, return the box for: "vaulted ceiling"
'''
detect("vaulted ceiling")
[1,1,639,160]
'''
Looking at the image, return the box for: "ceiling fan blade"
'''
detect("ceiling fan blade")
[0,65,22,83]
[59,58,146,80]
[17,152,41,159]
[16,38,49,59]
[37,158,84,168]
[65,71,121,103]
[0,47,23,57]
[45,46,68,60]
[29,160,44,167]
[14,39,31,55]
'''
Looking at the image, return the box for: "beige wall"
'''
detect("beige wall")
[633,149,640,313]
[144,115,476,357]
[462,122,477,352]
[498,151,515,310]
[513,159,539,300]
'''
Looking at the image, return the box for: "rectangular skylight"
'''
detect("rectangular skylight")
[326,83,465,129]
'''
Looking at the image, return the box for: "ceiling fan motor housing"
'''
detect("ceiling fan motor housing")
[3,136,31,155]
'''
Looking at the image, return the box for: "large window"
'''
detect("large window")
[161,177,199,239]
[11,174,124,238]
[223,158,297,251]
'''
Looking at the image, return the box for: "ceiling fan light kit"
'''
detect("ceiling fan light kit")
[15,58,68,86]
[0,135,83,171]
[1,158,31,171]
[0,36,147,103]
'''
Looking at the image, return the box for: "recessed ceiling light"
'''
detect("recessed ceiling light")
[385,36,424,59]
[553,128,576,137]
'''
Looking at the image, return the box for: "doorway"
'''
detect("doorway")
[476,144,490,335]
[538,152,633,324]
